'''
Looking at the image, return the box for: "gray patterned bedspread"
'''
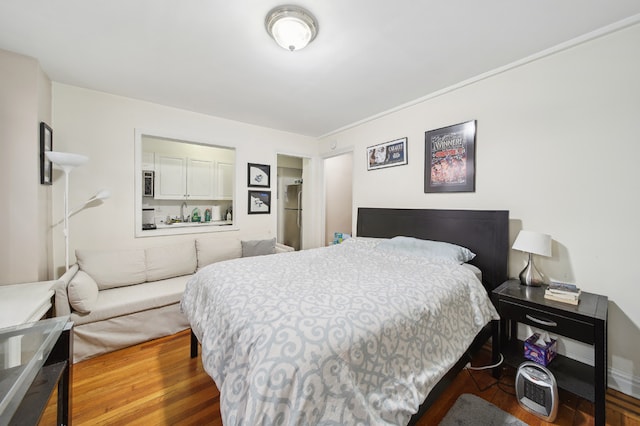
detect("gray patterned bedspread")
[181,238,499,425]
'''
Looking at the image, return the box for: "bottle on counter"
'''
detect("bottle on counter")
[192,207,201,222]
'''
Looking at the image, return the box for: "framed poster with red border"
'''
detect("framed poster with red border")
[424,120,476,193]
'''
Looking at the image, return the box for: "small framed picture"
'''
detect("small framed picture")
[424,120,476,193]
[248,190,271,214]
[248,163,270,187]
[367,137,408,171]
[40,122,53,185]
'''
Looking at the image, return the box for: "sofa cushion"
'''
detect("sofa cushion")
[76,248,146,290]
[242,237,276,257]
[68,271,99,314]
[196,237,242,269]
[69,275,190,326]
[146,241,197,282]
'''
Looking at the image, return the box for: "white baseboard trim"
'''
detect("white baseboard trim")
[609,367,640,399]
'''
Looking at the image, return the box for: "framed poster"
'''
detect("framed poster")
[40,122,53,185]
[248,190,271,214]
[367,137,408,171]
[424,120,476,193]
[248,163,270,187]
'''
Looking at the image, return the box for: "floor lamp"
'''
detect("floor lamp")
[46,151,89,271]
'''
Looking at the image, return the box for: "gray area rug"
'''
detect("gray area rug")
[439,393,529,426]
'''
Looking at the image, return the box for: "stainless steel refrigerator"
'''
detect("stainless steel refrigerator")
[284,184,302,250]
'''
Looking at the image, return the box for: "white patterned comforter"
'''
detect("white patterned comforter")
[181,238,499,425]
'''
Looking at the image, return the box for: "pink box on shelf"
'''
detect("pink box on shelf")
[524,333,557,366]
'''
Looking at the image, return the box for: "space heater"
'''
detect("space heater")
[515,361,558,422]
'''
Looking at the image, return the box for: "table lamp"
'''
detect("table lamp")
[512,230,552,286]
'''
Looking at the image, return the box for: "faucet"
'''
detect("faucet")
[181,200,188,222]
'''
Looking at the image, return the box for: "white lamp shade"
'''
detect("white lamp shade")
[46,151,89,171]
[512,230,552,257]
[94,189,111,201]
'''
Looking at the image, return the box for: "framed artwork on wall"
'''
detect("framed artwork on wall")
[248,190,271,214]
[248,163,271,187]
[424,120,476,193]
[367,137,408,171]
[40,122,53,185]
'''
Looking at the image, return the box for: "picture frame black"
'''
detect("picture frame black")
[424,120,476,193]
[40,122,53,185]
[367,137,408,171]
[248,190,271,214]
[247,163,271,187]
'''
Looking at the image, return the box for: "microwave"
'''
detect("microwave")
[143,170,154,197]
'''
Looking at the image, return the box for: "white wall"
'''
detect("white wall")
[324,152,353,245]
[0,48,52,284]
[51,84,320,277]
[319,24,640,396]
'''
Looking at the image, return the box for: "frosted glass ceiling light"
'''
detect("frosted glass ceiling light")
[266,5,318,51]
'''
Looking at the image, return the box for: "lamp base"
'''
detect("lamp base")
[519,253,544,287]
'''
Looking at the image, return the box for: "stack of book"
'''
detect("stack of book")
[544,280,581,305]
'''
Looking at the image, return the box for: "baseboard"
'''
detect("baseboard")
[609,367,640,400]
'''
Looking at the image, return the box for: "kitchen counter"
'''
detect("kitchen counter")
[153,220,232,229]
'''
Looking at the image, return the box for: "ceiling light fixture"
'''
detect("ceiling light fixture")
[265,5,318,52]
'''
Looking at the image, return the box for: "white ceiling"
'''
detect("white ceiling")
[1,1,640,137]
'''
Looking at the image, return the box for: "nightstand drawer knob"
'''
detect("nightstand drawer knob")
[526,314,558,327]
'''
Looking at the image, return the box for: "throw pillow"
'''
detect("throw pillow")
[67,270,99,314]
[241,238,276,257]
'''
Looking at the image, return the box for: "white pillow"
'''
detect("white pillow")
[68,270,99,313]
[376,236,475,263]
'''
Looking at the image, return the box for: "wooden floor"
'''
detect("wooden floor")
[39,330,640,425]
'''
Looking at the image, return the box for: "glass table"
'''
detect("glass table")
[0,316,72,426]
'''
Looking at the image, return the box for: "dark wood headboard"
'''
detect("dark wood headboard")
[356,208,509,291]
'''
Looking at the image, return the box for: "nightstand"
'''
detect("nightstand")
[492,279,608,426]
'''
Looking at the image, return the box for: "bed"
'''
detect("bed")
[182,208,509,425]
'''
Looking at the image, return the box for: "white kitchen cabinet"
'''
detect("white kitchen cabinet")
[154,154,215,200]
[154,154,186,199]
[187,158,215,200]
[216,162,234,200]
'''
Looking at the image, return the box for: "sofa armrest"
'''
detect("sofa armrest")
[53,264,79,317]
[275,243,295,253]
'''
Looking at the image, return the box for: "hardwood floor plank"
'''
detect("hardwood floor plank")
[36,330,640,425]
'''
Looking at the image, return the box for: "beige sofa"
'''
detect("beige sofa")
[54,236,292,362]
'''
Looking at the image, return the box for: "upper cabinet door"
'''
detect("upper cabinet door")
[187,158,215,200]
[155,154,187,199]
[216,162,234,200]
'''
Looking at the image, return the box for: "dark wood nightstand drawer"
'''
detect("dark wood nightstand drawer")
[499,299,595,344]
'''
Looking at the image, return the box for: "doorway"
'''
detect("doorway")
[277,155,304,250]
[323,152,353,246]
